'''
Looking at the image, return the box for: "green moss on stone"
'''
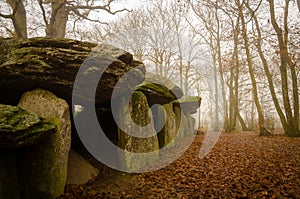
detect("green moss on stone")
[0,104,57,148]
[131,91,151,126]
[173,96,201,104]
[135,81,177,106]
[137,81,174,99]
[50,117,61,133]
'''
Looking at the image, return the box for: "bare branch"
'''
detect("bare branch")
[37,0,49,26]
[72,9,109,25]
[1,25,15,37]
[67,4,132,15]
[0,12,13,19]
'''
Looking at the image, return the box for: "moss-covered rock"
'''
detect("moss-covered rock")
[17,88,71,199]
[0,104,56,148]
[136,81,178,105]
[118,91,159,172]
[173,96,201,114]
[0,37,145,106]
[145,72,183,98]
[136,73,183,106]
[156,103,177,148]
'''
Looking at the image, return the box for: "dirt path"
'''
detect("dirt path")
[59,133,300,198]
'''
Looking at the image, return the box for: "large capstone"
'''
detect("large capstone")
[17,88,71,199]
[0,37,145,107]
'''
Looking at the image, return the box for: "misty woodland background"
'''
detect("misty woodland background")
[1,0,299,136]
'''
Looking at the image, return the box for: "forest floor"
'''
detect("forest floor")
[59,132,300,199]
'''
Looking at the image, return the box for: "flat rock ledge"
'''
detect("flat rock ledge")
[0,104,56,148]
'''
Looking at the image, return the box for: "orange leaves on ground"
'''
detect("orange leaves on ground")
[60,133,300,198]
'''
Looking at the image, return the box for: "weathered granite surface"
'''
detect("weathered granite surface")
[17,89,71,199]
[0,37,145,106]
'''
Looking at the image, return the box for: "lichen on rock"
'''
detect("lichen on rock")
[0,104,57,148]
[118,91,159,172]
[17,88,71,199]
[0,37,145,106]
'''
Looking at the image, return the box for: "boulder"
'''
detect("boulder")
[145,72,183,99]
[118,91,159,172]
[0,104,56,148]
[0,37,145,106]
[173,96,201,114]
[173,96,201,136]
[155,103,177,148]
[0,103,56,199]
[17,88,71,199]
[66,150,98,185]
[136,73,183,106]
[136,81,177,105]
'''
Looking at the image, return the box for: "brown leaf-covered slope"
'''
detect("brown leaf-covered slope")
[59,133,300,198]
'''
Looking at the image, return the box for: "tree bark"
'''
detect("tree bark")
[237,111,249,131]
[245,3,288,134]
[238,0,270,136]
[268,0,299,136]
[228,17,240,133]
[6,0,27,39]
[46,0,69,38]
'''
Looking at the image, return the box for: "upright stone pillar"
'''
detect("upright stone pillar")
[17,88,71,199]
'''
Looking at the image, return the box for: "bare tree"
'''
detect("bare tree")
[0,0,130,39]
[104,9,149,61]
[237,0,271,136]
[268,0,299,136]
[106,0,202,91]
[0,0,27,38]
[190,0,233,131]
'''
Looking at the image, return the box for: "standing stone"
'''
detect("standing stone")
[66,150,98,185]
[118,91,159,172]
[17,88,71,199]
[156,103,177,148]
[0,150,19,199]
[174,106,186,139]
[173,96,201,136]
[0,103,57,198]
[184,111,196,135]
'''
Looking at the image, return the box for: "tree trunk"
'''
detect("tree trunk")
[246,3,288,134]
[213,54,220,131]
[237,111,249,131]
[269,0,299,136]
[184,61,191,95]
[238,0,270,136]
[228,17,240,133]
[233,22,240,132]
[7,0,27,39]
[216,12,228,132]
[46,0,69,38]
[228,62,235,132]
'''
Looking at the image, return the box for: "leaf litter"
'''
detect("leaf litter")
[59,132,300,198]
